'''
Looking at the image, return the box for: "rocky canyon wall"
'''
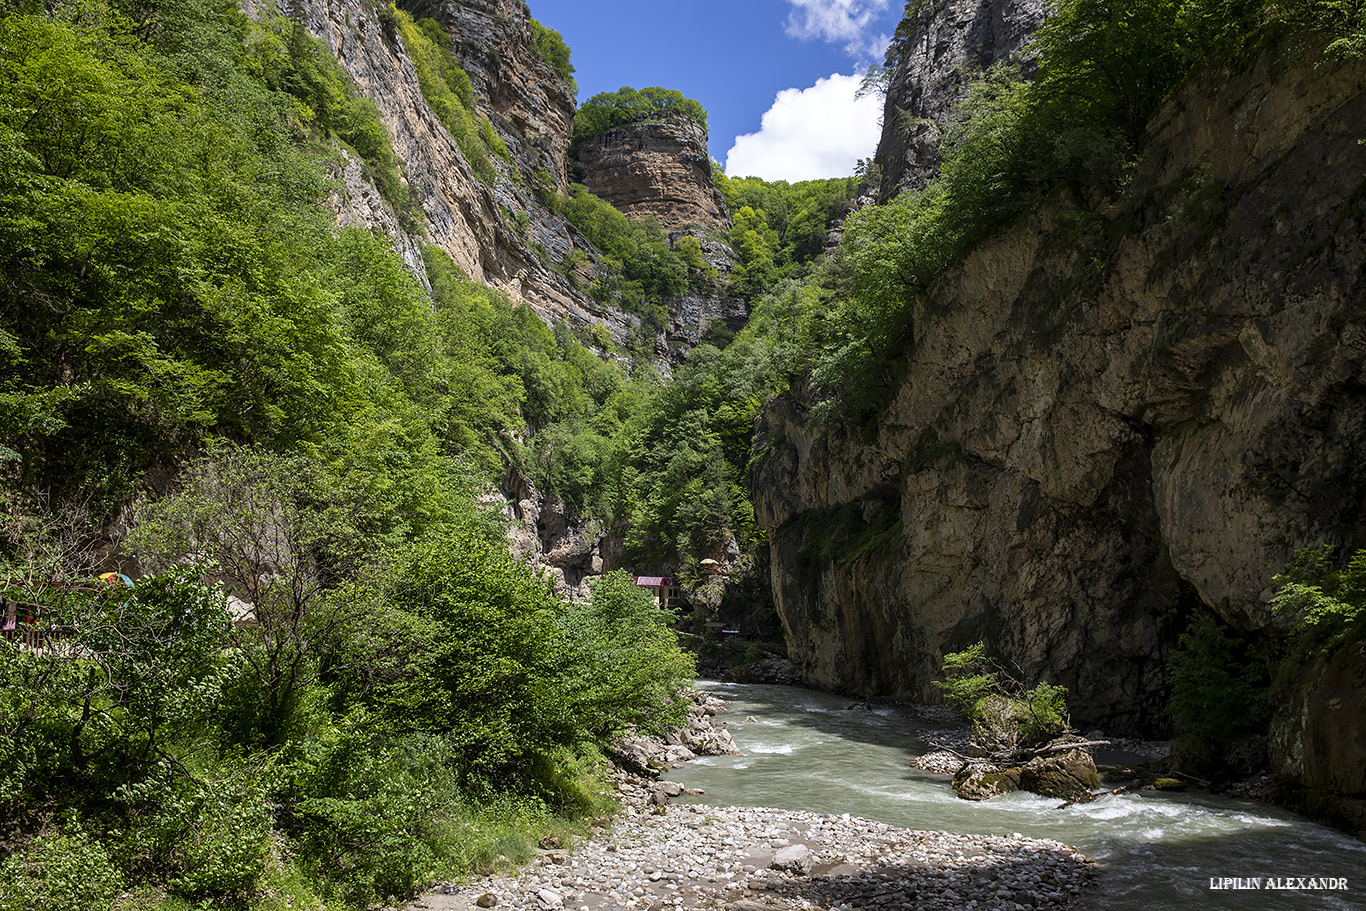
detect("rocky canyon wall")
[753,46,1366,737]
[244,0,738,361]
[876,0,1045,199]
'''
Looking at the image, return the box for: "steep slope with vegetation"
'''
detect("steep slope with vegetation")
[0,1,705,907]
[874,0,1045,199]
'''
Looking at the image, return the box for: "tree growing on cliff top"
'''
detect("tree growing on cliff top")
[530,19,576,93]
[571,86,708,152]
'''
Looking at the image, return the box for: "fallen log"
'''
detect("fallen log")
[1055,783,1143,810]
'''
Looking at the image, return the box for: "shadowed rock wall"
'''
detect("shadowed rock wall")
[754,49,1366,737]
[876,0,1045,199]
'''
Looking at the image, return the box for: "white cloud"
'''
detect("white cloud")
[785,0,890,55]
[725,74,883,182]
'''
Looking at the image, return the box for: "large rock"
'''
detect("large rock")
[1300,642,1366,796]
[753,47,1366,735]
[1271,640,1366,835]
[497,469,606,601]
[769,844,815,875]
[574,117,730,234]
[952,762,1022,800]
[1019,750,1101,802]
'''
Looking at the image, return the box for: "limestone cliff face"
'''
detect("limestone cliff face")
[404,0,575,189]
[246,0,749,591]
[244,0,664,349]
[574,117,731,234]
[753,49,1366,736]
[246,0,742,364]
[876,0,1044,199]
[1272,642,1366,836]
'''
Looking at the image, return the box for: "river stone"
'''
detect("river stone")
[608,737,663,778]
[476,893,497,908]
[770,844,814,874]
[952,762,1022,800]
[535,888,563,909]
[1018,750,1101,801]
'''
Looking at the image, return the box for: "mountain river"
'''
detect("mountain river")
[671,681,1366,910]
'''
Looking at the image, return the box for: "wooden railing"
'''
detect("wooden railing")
[1,599,53,650]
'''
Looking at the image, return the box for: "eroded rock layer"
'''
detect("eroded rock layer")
[245,0,739,355]
[575,117,731,234]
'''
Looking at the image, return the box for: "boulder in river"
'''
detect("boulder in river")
[1019,749,1101,801]
[952,761,1022,800]
[953,749,1099,801]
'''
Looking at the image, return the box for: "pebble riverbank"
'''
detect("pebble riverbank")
[404,694,1100,911]
[406,788,1099,911]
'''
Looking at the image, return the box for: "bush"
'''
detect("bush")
[136,776,275,903]
[529,19,575,92]
[245,14,415,226]
[287,727,465,904]
[1167,611,1271,746]
[554,571,696,740]
[0,821,124,911]
[392,8,502,183]
[936,643,1069,751]
[1271,544,1366,654]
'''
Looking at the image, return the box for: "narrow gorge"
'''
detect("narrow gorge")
[751,7,1366,833]
[2,0,1365,907]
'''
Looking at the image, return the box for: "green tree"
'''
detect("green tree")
[529,19,576,92]
[936,643,1070,752]
[1167,612,1271,746]
[572,85,707,153]
[1272,544,1366,654]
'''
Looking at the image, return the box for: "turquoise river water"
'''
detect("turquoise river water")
[671,681,1366,910]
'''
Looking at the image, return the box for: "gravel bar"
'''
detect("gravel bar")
[407,794,1099,911]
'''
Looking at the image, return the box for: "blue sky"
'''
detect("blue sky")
[526,0,902,182]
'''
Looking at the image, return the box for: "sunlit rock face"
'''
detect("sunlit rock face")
[240,0,649,342]
[876,0,1046,200]
[755,48,1366,738]
[574,117,731,235]
[243,0,742,360]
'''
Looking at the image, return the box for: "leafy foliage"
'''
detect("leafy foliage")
[1167,612,1272,745]
[555,185,705,338]
[936,643,1070,751]
[572,85,707,153]
[2,442,695,908]
[245,12,416,225]
[0,821,125,911]
[392,7,507,184]
[1272,545,1366,654]
[529,19,576,92]
[610,280,826,568]
[712,171,861,282]
[0,4,698,907]
[798,0,1366,425]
